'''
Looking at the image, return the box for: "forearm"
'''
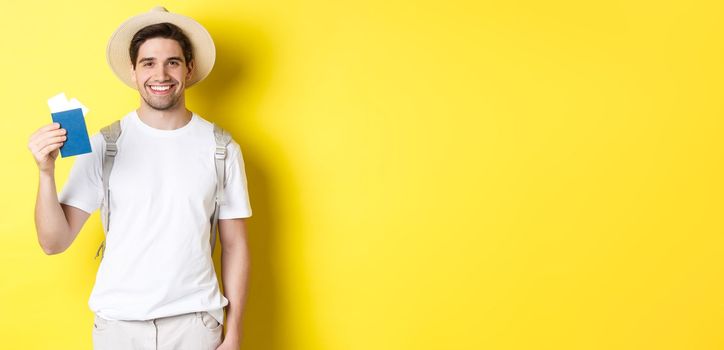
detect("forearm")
[220,236,250,342]
[35,170,71,254]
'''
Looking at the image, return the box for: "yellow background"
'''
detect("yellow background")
[1,0,723,349]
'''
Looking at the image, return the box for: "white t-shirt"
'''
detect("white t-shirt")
[59,110,252,325]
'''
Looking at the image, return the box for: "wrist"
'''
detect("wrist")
[223,330,242,343]
[39,169,55,179]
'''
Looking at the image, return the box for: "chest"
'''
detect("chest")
[108,132,217,202]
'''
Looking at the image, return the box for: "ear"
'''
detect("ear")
[186,60,195,81]
[130,63,137,83]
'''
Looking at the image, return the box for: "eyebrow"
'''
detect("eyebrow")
[137,56,184,64]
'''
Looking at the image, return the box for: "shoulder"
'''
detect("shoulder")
[100,111,136,132]
[194,113,214,130]
[93,111,136,142]
[193,113,242,153]
[87,111,136,153]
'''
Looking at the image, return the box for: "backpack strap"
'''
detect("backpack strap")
[96,120,122,260]
[210,123,232,254]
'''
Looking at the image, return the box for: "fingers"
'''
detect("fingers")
[38,122,60,132]
[28,127,66,152]
[37,143,63,164]
[35,135,67,150]
[30,135,66,156]
[28,123,67,170]
[30,123,61,139]
[36,141,64,159]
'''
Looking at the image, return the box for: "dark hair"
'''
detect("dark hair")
[129,22,193,69]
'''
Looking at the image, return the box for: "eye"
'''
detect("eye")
[143,62,153,67]
[169,61,180,66]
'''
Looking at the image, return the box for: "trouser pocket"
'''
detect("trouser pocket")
[197,311,222,331]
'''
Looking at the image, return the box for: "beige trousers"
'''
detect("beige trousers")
[92,311,223,350]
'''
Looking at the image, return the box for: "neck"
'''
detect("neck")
[136,98,192,130]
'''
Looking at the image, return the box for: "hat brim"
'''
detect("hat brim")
[107,9,215,89]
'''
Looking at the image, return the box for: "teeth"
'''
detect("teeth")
[150,85,171,91]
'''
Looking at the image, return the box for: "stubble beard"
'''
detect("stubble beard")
[142,92,181,111]
[140,79,183,111]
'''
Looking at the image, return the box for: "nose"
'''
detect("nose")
[151,64,170,81]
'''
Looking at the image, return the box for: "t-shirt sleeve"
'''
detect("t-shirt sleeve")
[58,133,104,214]
[218,140,253,219]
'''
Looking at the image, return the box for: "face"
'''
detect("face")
[131,37,194,111]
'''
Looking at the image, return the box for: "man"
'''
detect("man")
[27,7,251,350]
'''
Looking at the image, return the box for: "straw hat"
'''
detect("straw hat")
[106,6,216,88]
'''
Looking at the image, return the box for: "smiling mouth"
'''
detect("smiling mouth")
[147,84,175,95]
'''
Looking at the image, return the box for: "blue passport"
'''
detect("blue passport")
[50,108,92,157]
